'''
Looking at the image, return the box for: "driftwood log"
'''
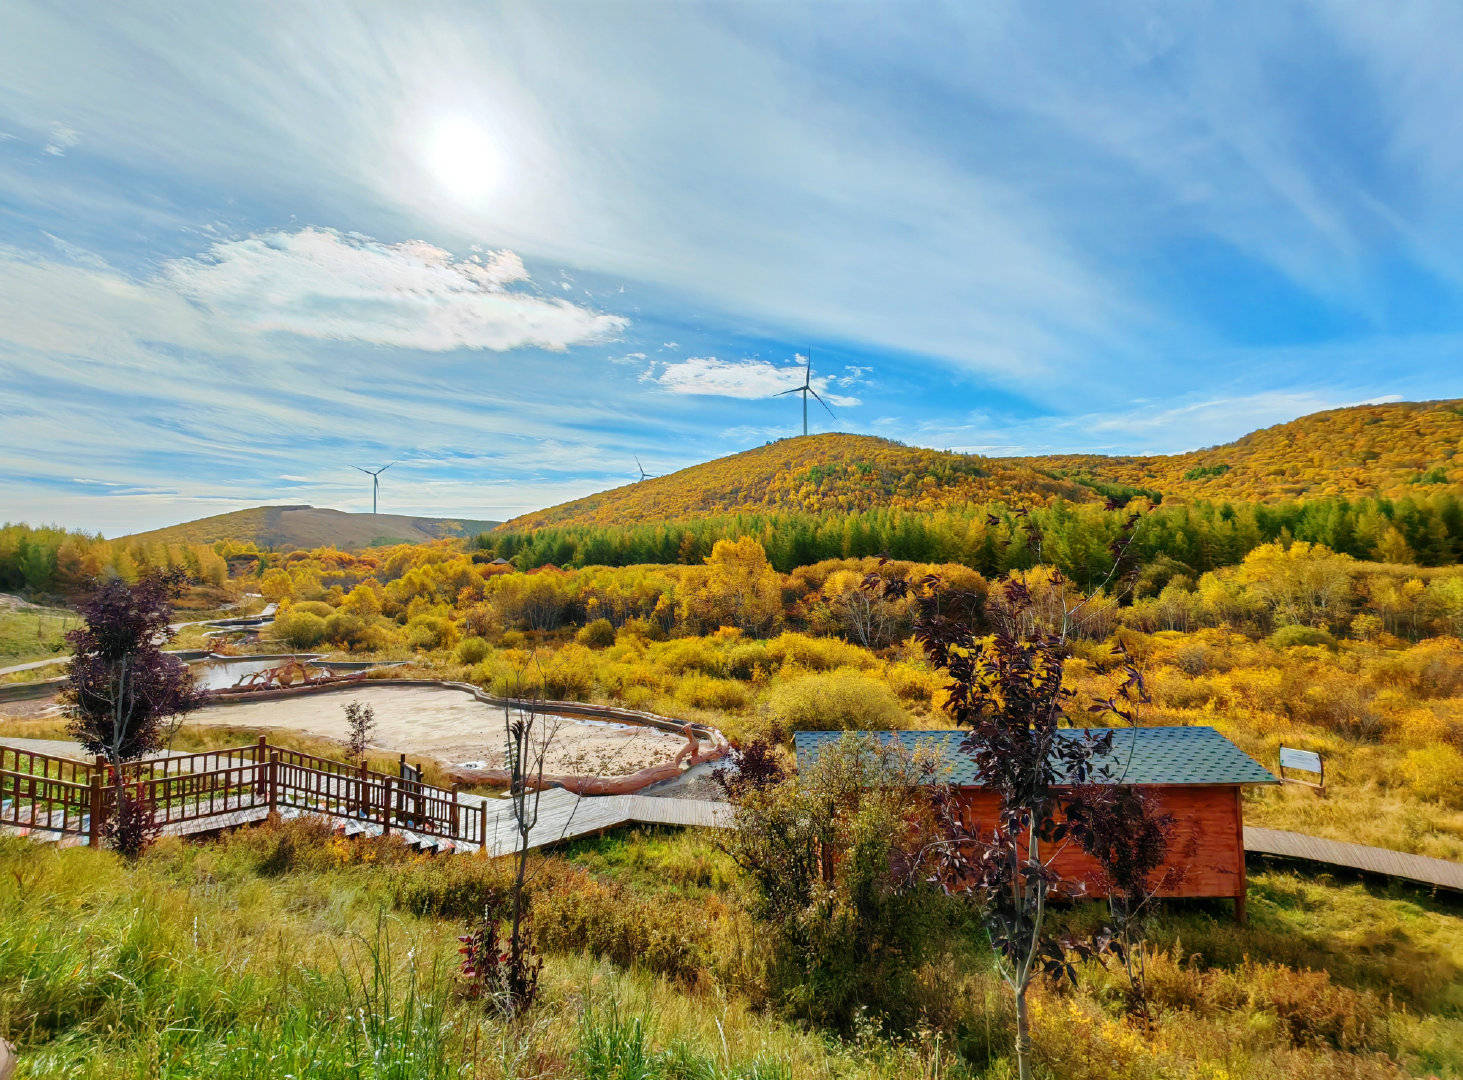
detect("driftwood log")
[0,1037,16,1080]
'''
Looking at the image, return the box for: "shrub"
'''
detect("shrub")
[388,857,509,919]
[455,635,490,665]
[675,673,750,712]
[576,618,617,649]
[405,614,456,651]
[724,641,770,680]
[722,733,956,1032]
[291,600,336,618]
[761,670,907,732]
[1266,625,1337,650]
[1400,745,1463,809]
[529,866,710,983]
[273,609,328,649]
[763,632,874,673]
[322,610,368,648]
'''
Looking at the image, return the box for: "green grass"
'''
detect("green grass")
[0,604,76,666]
[0,818,1459,1079]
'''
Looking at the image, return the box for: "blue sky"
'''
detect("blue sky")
[3,2,1463,536]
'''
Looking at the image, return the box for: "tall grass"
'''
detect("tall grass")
[0,819,1459,1078]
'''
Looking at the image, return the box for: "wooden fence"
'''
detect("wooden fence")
[0,738,487,848]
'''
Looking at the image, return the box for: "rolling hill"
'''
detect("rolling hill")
[505,399,1463,530]
[121,505,500,550]
[504,434,1101,529]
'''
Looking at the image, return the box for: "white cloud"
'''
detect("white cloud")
[43,121,78,156]
[163,227,627,352]
[651,355,861,407]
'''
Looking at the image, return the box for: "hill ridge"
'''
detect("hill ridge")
[505,399,1463,530]
[122,505,500,550]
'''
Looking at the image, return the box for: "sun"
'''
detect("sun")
[423,115,502,203]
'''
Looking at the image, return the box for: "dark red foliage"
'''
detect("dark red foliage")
[873,508,1169,998]
[64,571,207,762]
[102,784,163,860]
[714,730,788,798]
[457,894,542,1016]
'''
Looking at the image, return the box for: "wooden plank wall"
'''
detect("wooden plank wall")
[950,785,1244,900]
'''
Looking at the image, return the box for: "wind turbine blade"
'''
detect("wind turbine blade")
[809,387,837,419]
[351,465,371,475]
[378,461,396,474]
[775,387,802,397]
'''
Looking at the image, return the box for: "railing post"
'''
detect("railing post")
[450,783,460,838]
[382,776,394,836]
[255,736,268,799]
[88,756,105,846]
[357,759,368,817]
[479,797,488,852]
[268,750,279,814]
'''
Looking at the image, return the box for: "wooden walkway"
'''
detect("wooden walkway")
[471,789,733,857]
[1244,825,1463,893]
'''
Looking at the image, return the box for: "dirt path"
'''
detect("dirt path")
[185,684,687,776]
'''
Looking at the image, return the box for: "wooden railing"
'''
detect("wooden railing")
[0,739,486,849]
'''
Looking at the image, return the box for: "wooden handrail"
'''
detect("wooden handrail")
[0,739,482,846]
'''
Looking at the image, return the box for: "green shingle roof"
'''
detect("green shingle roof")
[793,727,1278,786]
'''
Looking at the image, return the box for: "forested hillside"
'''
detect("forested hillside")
[506,434,1098,528]
[507,399,1463,531]
[1026,398,1463,502]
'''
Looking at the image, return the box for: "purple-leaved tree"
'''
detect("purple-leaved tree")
[64,571,206,856]
[880,508,1172,1078]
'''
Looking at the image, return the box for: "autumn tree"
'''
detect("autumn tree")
[685,536,782,635]
[1234,541,1355,628]
[819,568,913,648]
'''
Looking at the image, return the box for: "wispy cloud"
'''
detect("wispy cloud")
[163,228,627,352]
[651,355,862,407]
[43,121,77,156]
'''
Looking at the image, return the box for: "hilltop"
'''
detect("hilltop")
[1022,398,1463,503]
[506,399,1463,529]
[504,434,1098,529]
[121,505,500,550]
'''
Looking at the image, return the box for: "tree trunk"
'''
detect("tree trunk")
[1014,983,1031,1080]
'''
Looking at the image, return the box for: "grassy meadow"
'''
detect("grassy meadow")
[0,601,76,668]
[1,820,1459,1079]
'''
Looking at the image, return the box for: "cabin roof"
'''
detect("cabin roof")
[792,726,1278,787]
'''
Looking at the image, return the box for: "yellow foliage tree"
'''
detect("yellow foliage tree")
[688,537,783,635]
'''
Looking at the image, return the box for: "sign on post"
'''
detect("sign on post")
[1278,746,1324,790]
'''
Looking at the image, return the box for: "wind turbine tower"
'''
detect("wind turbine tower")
[352,462,395,515]
[776,352,835,436]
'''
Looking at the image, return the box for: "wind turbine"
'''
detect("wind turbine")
[775,352,835,436]
[634,456,658,481]
[352,462,395,515]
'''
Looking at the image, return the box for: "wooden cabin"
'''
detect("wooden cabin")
[793,726,1277,921]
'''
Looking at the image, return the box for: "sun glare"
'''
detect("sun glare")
[424,115,502,203]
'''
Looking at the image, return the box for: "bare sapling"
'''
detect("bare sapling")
[344,700,376,760]
[464,657,575,1016]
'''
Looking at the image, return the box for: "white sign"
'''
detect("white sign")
[1279,747,1323,774]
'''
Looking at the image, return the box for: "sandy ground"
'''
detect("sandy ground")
[184,685,688,776]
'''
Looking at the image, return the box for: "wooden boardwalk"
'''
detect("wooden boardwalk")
[1244,825,1463,893]
[471,789,733,857]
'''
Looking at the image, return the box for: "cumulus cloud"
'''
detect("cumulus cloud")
[651,355,862,407]
[163,227,627,351]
